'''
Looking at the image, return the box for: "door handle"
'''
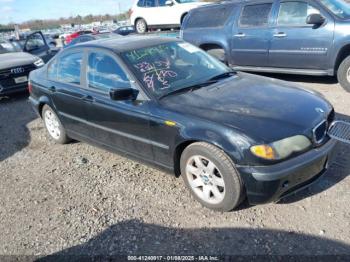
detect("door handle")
[81,95,94,103]
[273,32,287,38]
[48,86,56,92]
[234,33,246,38]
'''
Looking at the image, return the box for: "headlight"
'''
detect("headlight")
[34,59,44,67]
[250,135,311,160]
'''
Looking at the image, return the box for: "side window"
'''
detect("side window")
[144,0,156,7]
[137,0,145,7]
[239,3,272,27]
[57,52,83,84]
[158,0,167,6]
[25,33,46,51]
[277,2,320,26]
[87,52,130,92]
[48,59,58,81]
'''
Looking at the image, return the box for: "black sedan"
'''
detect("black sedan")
[113,26,136,36]
[0,39,44,96]
[29,36,338,211]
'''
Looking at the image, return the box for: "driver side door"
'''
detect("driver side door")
[24,32,55,63]
[82,49,154,161]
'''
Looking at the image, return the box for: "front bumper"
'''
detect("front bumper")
[0,82,28,96]
[237,138,338,205]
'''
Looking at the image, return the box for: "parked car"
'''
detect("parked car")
[0,39,44,95]
[130,0,210,34]
[29,36,340,211]
[64,33,120,48]
[114,26,136,36]
[10,31,59,63]
[181,0,350,92]
[65,30,94,45]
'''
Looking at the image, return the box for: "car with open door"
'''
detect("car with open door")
[28,36,348,211]
[23,31,59,63]
[0,39,44,95]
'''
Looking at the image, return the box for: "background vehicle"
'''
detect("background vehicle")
[181,0,350,92]
[130,0,210,34]
[64,33,121,48]
[0,39,44,95]
[65,30,94,44]
[10,31,59,62]
[29,36,338,211]
[114,26,136,36]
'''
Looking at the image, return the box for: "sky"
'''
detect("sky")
[0,0,134,24]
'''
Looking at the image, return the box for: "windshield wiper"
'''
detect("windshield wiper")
[159,80,218,99]
[208,70,236,81]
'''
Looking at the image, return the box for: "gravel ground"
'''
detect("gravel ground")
[0,74,349,259]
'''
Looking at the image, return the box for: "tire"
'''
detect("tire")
[337,55,350,92]
[42,105,70,144]
[206,48,227,64]
[135,19,147,34]
[180,142,245,212]
[180,13,187,25]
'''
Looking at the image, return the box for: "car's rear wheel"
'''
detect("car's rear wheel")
[42,105,70,144]
[337,55,350,92]
[180,142,244,212]
[135,19,147,34]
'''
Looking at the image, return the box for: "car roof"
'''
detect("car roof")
[70,35,180,53]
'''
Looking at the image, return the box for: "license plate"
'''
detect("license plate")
[14,76,27,84]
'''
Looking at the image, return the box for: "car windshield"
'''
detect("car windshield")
[319,0,350,19]
[121,41,231,98]
[0,40,18,54]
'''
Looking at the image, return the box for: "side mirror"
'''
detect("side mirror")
[165,0,174,6]
[110,88,139,101]
[306,13,325,26]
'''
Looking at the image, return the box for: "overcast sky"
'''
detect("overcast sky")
[0,0,134,24]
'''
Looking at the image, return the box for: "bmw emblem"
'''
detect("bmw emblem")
[315,107,325,114]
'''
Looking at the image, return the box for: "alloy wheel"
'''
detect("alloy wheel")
[185,155,225,204]
[136,20,146,33]
[44,109,61,140]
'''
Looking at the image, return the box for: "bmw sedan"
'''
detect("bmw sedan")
[29,36,338,211]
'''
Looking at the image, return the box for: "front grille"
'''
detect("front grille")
[328,120,350,145]
[0,64,35,89]
[0,64,36,80]
[313,120,328,145]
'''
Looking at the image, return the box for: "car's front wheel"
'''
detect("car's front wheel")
[42,105,70,144]
[337,55,350,92]
[180,142,245,212]
[135,19,147,34]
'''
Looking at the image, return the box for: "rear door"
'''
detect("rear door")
[157,0,179,25]
[46,50,92,137]
[140,0,159,25]
[231,2,273,67]
[24,32,55,63]
[82,49,154,160]
[268,0,334,69]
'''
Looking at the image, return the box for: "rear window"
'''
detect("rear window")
[239,3,272,27]
[185,6,234,28]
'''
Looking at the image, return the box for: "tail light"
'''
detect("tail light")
[129,9,133,17]
[28,80,33,93]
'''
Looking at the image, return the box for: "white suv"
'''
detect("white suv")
[130,0,209,33]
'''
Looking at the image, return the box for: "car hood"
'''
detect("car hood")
[161,72,333,143]
[0,52,38,70]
